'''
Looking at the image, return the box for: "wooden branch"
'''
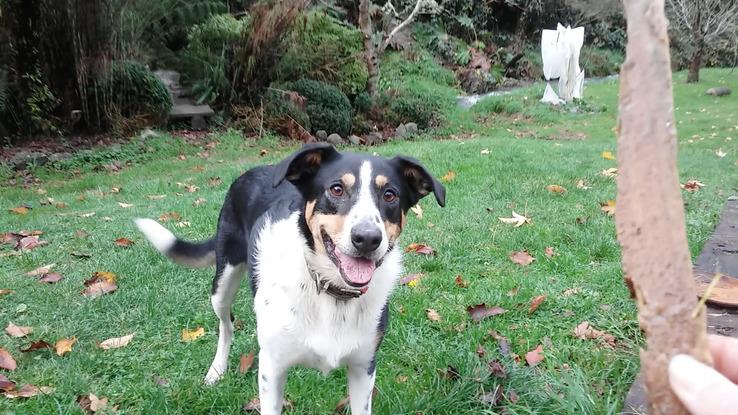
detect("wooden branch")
[617,0,712,414]
[379,0,424,54]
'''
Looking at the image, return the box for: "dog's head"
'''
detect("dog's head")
[273,143,445,293]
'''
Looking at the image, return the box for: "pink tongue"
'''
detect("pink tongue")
[337,251,376,285]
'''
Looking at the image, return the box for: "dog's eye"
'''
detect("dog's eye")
[329,184,344,197]
[383,189,398,203]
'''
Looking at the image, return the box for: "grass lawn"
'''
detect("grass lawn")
[1,69,736,414]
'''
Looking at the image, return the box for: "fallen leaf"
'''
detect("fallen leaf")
[75,230,90,239]
[182,327,205,342]
[525,344,544,366]
[239,351,255,374]
[178,154,186,160]
[0,374,15,391]
[20,340,54,352]
[454,275,469,288]
[3,384,53,399]
[546,185,567,194]
[26,263,55,277]
[184,184,199,193]
[426,309,442,322]
[85,271,116,285]
[441,170,456,183]
[77,393,108,413]
[498,211,531,227]
[81,278,117,298]
[572,321,616,348]
[39,272,63,284]
[207,177,222,187]
[563,287,581,296]
[479,385,502,405]
[576,179,591,190]
[439,365,460,381]
[681,180,705,192]
[5,323,32,338]
[507,388,519,404]
[509,251,535,266]
[17,236,47,251]
[600,168,618,178]
[110,187,121,193]
[9,207,29,215]
[78,212,96,218]
[0,289,13,296]
[405,243,436,255]
[0,348,17,370]
[400,273,423,286]
[476,344,486,358]
[466,304,506,322]
[716,148,727,158]
[507,286,520,296]
[601,151,616,160]
[410,204,423,219]
[176,221,191,228]
[118,202,134,208]
[55,337,77,356]
[488,359,507,378]
[544,247,555,258]
[114,237,134,248]
[600,200,616,216]
[159,211,181,222]
[193,198,206,207]
[259,149,269,157]
[99,333,135,350]
[529,295,547,314]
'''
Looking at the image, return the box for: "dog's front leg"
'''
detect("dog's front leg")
[348,362,376,415]
[258,349,288,415]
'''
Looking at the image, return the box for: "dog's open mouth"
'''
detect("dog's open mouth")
[321,229,376,289]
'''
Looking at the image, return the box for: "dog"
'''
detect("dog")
[135,143,445,414]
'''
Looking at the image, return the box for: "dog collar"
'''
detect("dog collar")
[308,268,364,301]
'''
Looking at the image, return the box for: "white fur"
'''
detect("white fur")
[134,218,176,254]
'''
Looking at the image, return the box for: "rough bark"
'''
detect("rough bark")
[358,0,380,97]
[617,1,712,414]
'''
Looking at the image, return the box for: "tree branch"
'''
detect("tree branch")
[379,0,425,54]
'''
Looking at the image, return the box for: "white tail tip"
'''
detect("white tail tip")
[134,218,176,254]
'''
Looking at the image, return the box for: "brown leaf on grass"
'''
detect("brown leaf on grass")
[85,271,116,285]
[9,207,29,215]
[488,359,507,378]
[441,170,456,183]
[16,236,47,251]
[479,385,503,405]
[507,388,519,404]
[0,374,15,391]
[476,344,486,358]
[99,333,135,350]
[563,287,581,296]
[193,198,206,207]
[184,184,199,193]
[114,237,134,248]
[600,200,616,216]
[207,177,223,187]
[118,202,134,208]
[529,295,547,314]
[239,351,255,375]
[681,179,705,192]
[3,384,53,399]
[572,321,616,348]
[77,393,108,413]
[181,327,205,342]
[243,398,294,413]
[454,275,469,288]
[509,251,535,266]
[545,247,555,258]
[507,286,520,296]
[0,289,13,296]
[26,263,55,277]
[546,185,567,194]
[405,243,436,255]
[576,179,591,190]
[525,344,544,366]
[75,229,90,239]
[425,309,442,322]
[399,273,423,286]
[147,194,166,200]
[159,211,181,222]
[55,337,77,356]
[439,365,460,381]
[39,272,63,283]
[0,348,17,370]
[466,304,506,322]
[5,323,32,338]
[81,280,117,299]
[20,340,53,352]
[259,149,269,157]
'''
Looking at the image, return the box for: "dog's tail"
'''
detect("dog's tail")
[134,218,216,267]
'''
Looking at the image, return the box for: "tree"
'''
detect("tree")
[666,0,738,83]
[358,0,438,97]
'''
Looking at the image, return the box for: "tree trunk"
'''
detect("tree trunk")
[618,0,711,414]
[358,0,380,97]
[687,40,703,83]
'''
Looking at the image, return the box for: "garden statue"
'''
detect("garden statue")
[541,23,585,104]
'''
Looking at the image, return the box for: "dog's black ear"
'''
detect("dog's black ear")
[273,143,339,187]
[392,156,446,208]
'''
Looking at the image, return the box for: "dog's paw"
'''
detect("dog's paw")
[203,367,225,386]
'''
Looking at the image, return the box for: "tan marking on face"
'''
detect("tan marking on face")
[305,200,316,222]
[341,173,356,189]
[384,220,402,243]
[401,211,407,229]
[307,212,346,254]
[375,174,388,188]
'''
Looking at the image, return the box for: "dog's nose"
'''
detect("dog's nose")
[351,223,382,254]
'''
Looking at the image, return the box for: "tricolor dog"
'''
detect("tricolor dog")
[135,143,445,414]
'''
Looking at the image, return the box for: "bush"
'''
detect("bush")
[274,12,368,96]
[380,50,458,90]
[579,47,623,77]
[378,78,457,129]
[263,88,311,132]
[353,92,373,114]
[473,95,523,115]
[179,14,248,104]
[283,79,352,136]
[88,60,172,130]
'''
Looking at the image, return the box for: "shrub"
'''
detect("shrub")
[274,12,368,96]
[283,79,352,136]
[378,78,457,129]
[88,60,172,130]
[380,50,458,90]
[353,92,373,114]
[473,95,523,115]
[579,47,623,77]
[263,88,311,132]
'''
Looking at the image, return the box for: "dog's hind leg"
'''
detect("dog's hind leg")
[204,261,245,385]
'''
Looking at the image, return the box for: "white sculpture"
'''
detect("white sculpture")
[541,23,585,105]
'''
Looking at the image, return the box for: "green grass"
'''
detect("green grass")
[1,68,737,414]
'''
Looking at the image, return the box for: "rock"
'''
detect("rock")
[348,135,362,145]
[365,132,383,146]
[11,151,49,170]
[316,130,328,141]
[706,87,731,97]
[327,133,343,145]
[404,122,419,135]
[395,124,407,138]
[48,153,73,164]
